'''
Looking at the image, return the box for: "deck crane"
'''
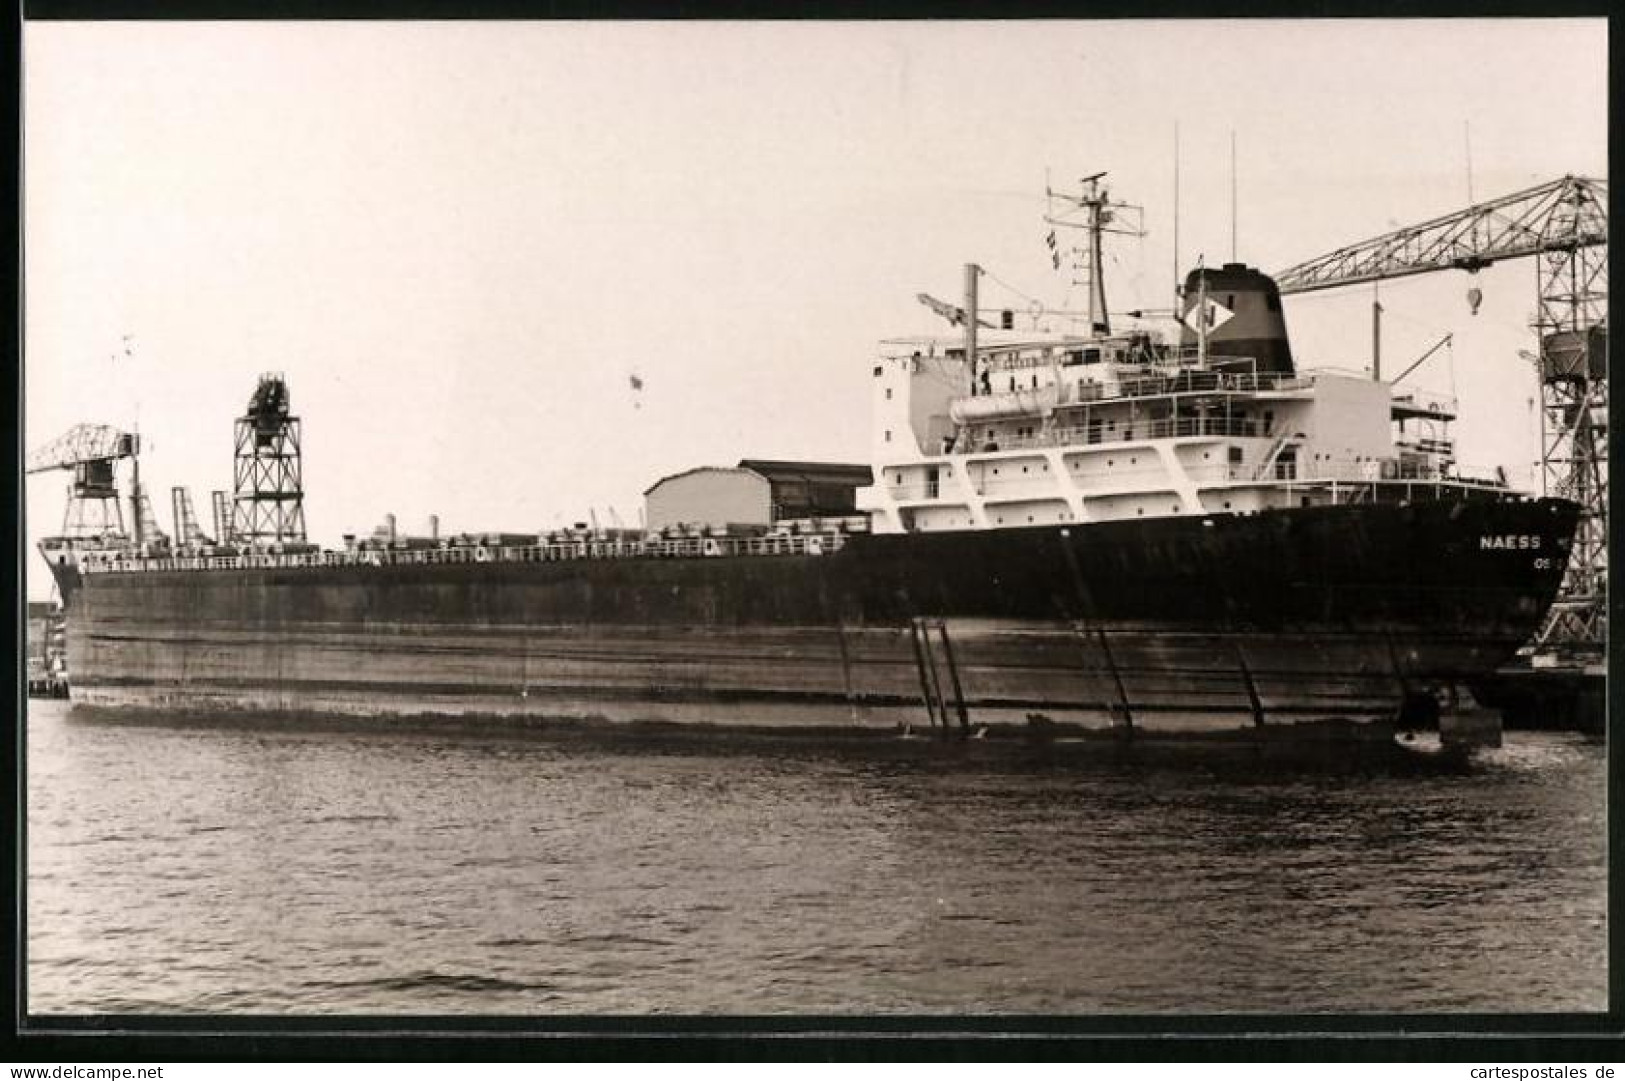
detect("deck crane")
[916,292,996,329]
[25,423,160,544]
[1274,175,1608,658]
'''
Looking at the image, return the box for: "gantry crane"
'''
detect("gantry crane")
[1275,175,1608,659]
[25,423,152,543]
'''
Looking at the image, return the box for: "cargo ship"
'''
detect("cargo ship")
[33,178,1579,744]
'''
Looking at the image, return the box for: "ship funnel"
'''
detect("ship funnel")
[1180,264,1295,375]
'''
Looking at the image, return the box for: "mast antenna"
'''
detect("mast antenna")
[1173,122,1182,311]
[1230,130,1238,262]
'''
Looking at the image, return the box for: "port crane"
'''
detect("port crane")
[1275,175,1608,658]
[26,423,166,545]
[233,372,308,545]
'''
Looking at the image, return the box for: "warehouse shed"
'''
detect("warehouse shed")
[643,460,873,532]
[644,467,772,532]
[737,460,874,520]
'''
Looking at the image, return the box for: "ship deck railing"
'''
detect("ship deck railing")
[885,459,1509,504]
[1243,459,1508,493]
[1098,369,1311,401]
[958,415,1275,453]
[74,529,856,576]
[1315,477,1515,506]
[971,368,1312,413]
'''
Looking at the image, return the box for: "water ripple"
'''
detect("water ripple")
[25,701,1607,1014]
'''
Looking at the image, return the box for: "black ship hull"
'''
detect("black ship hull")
[51,497,1578,742]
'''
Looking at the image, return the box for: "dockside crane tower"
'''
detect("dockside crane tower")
[232,372,308,547]
[1275,175,1608,661]
[26,423,149,545]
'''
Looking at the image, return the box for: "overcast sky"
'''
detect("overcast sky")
[23,19,1607,595]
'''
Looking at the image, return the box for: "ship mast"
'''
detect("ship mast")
[963,263,982,381]
[1045,172,1144,336]
[1086,187,1108,332]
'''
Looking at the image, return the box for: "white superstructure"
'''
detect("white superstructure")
[860,328,1473,534]
[857,174,1502,535]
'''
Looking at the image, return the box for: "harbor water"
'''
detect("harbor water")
[26,699,1606,1014]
